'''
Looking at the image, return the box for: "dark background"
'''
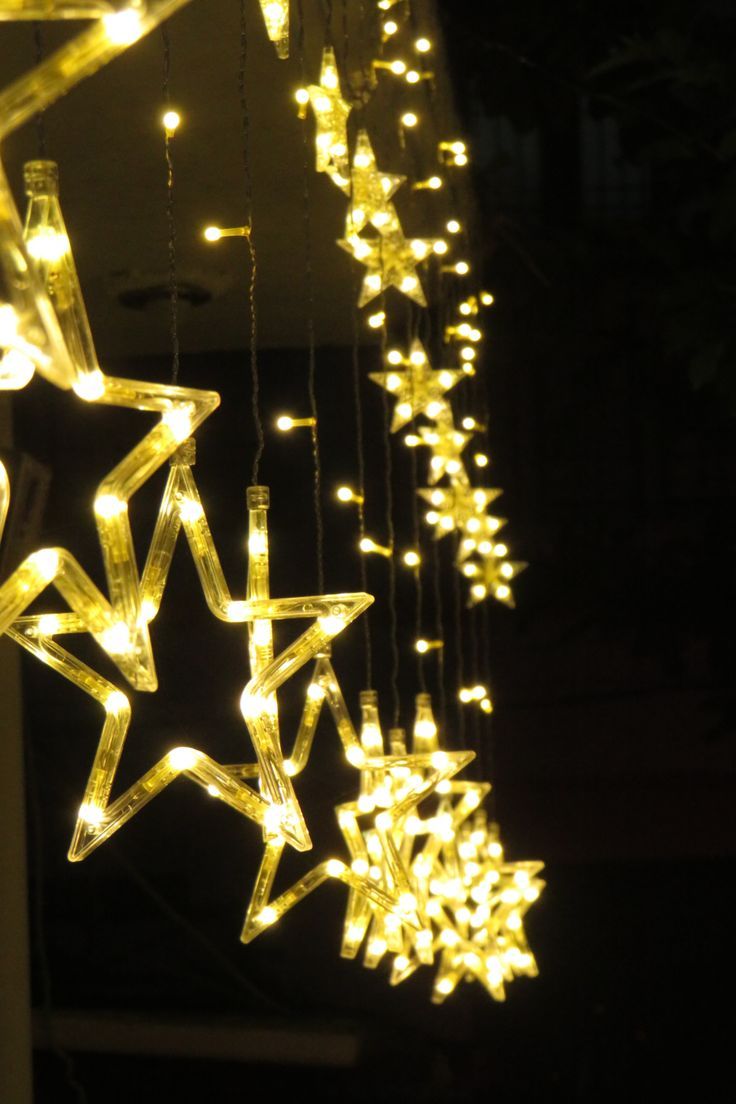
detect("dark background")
[2,0,735,1099]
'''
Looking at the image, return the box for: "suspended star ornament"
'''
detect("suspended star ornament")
[369,338,466,431]
[463,552,528,608]
[419,483,503,539]
[339,129,405,236]
[414,407,472,485]
[306,46,352,180]
[338,227,439,308]
[2,158,373,860]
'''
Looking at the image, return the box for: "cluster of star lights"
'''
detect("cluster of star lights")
[0,0,543,1006]
[288,17,527,608]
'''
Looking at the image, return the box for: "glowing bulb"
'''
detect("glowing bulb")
[415,639,429,654]
[105,690,129,715]
[276,415,294,431]
[103,7,143,45]
[94,495,127,519]
[367,310,385,329]
[403,550,421,567]
[455,261,470,275]
[319,613,347,636]
[401,112,418,127]
[258,906,278,927]
[435,978,454,995]
[168,747,199,771]
[73,370,106,402]
[162,109,181,134]
[78,802,104,827]
[447,219,461,234]
[389,59,406,75]
[474,453,489,467]
[204,225,222,242]
[383,19,398,34]
[428,176,442,189]
[326,858,346,877]
[345,746,366,767]
[481,291,495,306]
[415,36,432,52]
[375,812,393,831]
[295,87,309,105]
[386,349,403,365]
[433,240,448,255]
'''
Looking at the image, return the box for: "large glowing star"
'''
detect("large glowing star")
[368,339,466,432]
[2,158,372,858]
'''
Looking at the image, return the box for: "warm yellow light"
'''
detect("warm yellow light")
[447,219,461,234]
[276,414,315,431]
[390,59,407,75]
[336,485,363,505]
[367,310,385,329]
[103,8,143,45]
[474,453,489,467]
[481,291,494,306]
[383,19,398,34]
[295,86,309,105]
[403,550,421,568]
[401,112,418,128]
[162,109,181,134]
[204,225,222,242]
[415,36,432,52]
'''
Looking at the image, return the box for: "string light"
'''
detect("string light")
[413,175,443,191]
[203,224,250,241]
[336,485,364,505]
[276,414,316,431]
[359,536,393,557]
[402,549,421,568]
[400,111,418,128]
[415,638,443,654]
[161,108,181,135]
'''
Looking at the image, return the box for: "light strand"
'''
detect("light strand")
[161,26,179,386]
[237,0,263,483]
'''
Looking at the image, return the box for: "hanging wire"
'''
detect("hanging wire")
[297,0,325,592]
[409,444,427,692]
[352,290,373,686]
[31,24,47,157]
[161,28,180,386]
[468,600,482,765]
[238,0,264,483]
[452,559,466,747]
[480,597,496,812]
[431,534,447,735]
[379,307,401,727]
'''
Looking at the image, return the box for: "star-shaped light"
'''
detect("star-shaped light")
[258,0,289,58]
[306,46,351,180]
[368,339,466,431]
[339,228,439,307]
[339,726,474,969]
[419,484,503,539]
[456,516,508,563]
[339,129,405,236]
[463,552,527,607]
[413,407,471,485]
[3,158,373,858]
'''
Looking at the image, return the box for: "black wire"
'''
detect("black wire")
[352,289,372,687]
[161,28,180,386]
[452,559,466,746]
[25,730,88,1102]
[32,24,47,157]
[238,0,264,484]
[297,0,325,593]
[431,534,447,735]
[409,445,427,692]
[378,310,400,726]
[468,601,481,767]
[480,598,495,811]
